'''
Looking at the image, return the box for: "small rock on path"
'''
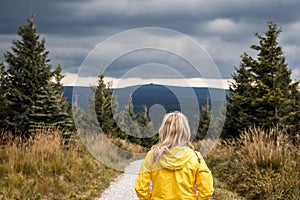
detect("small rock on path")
[98,159,143,200]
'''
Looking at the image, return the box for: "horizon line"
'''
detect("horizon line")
[63,83,229,90]
[61,73,231,89]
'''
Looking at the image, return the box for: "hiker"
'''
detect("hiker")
[134,111,214,200]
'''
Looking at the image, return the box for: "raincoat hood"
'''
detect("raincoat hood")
[159,146,194,170]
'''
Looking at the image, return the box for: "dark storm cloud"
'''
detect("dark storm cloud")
[1,0,300,81]
[93,48,202,78]
[2,0,300,36]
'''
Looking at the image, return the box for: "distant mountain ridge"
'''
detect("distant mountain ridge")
[63,83,227,115]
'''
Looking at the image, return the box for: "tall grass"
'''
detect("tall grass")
[0,129,119,199]
[79,131,147,172]
[197,127,300,200]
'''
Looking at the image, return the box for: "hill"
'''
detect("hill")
[63,84,227,122]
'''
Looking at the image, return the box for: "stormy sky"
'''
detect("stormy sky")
[1,0,300,88]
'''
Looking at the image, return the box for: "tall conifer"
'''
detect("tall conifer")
[121,98,141,144]
[3,15,73,136]
[138,106,157,148]
[224,22,300,138]
[196,103,211,140]
[94,73,118,136]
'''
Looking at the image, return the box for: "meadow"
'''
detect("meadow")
[0,129,143,199]
[0,127,299,199]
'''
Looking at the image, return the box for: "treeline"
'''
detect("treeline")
[0,15,158,148]
[82,73,159,148]
[93,21,300,142]
[0,15,299,145]
[0,15,211,148]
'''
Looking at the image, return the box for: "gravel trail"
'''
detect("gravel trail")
[98,159,143,200]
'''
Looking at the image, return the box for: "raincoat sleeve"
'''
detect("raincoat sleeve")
[134,151,152,200]
[195,152,214,200]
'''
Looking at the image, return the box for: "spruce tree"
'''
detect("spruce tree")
[3,15,73,136]
[224,22,300,138]
[286,82,300,137]
[94,73,119,136]
[196,103,211,140]
[120,97,141,144]
[29,66,74,136]
[138,106,157,148]
[0,61,8,130]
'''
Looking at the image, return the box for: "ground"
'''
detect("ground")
[98,159,143,200]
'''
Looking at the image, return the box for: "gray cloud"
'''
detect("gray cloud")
[1,0,300,81]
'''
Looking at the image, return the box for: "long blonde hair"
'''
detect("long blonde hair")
[152,111,194,164]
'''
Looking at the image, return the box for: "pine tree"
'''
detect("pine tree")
[29,66,74,136]
[0,61,8,130]
[224,22,300,138]
[138,106,157,148]
[47,66,74,134]
[120,97,141,144]
[94,73,119,136]
[286,82,300,138]
[3,15,73,136]
[196,102,211,140]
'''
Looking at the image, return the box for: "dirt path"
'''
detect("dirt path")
[98,159,143,200]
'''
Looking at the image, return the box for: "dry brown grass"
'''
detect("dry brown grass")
[0,129,119,199]
[79,131,147,172]
[200,127,300,200]
[108,136,147,153]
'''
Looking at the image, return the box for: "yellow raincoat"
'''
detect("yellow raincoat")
[134,146,214,200]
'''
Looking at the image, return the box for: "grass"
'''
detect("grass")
[194,139,246,200]
[2,126,298,199]
[197,127,300,200]
[79,131,146,172]
[0,129,124,200]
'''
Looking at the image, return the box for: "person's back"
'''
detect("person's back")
[134,112,214,200]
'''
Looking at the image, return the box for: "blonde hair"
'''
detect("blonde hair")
[152,111,194,164]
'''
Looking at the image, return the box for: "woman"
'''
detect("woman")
[134,111,214,200]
